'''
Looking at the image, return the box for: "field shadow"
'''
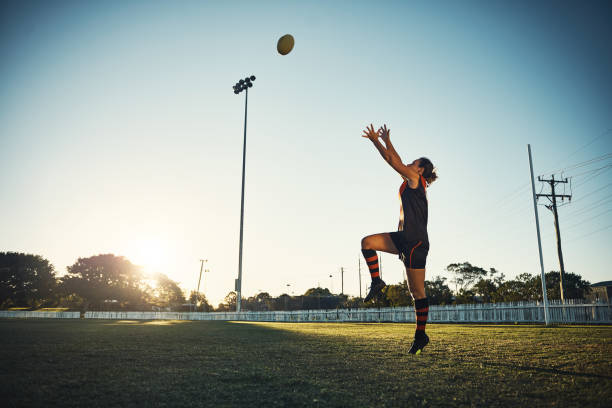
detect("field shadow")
[2,319,610,407]
[481,361,612,380]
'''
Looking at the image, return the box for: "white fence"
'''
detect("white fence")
[83,301,611,324]
[2,301,609,323]
[0,311,80,319]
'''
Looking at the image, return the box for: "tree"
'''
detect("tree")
[243,292,272,311]
[187,291,213,312]
[217,291,237,311]
[535,271,591,301]
[301,287,347,310]
[446,262,488,292]
[61,254,146,310]
[454,288,476,304]
[472,268,506,303]
[0,252,57,309]
[496,273,538,302]
[149,273,186,309]
[384,282,413,307]
[424,276,453,305]
[55,293,87,310]
[472,279,497,303]
[304,287,332,297]
[278,293,291,310]
[342,296,364,309]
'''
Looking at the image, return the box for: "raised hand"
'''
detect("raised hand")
[362,124,379,140]
[378,124,390,142]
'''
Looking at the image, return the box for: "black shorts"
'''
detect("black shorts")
[389,232,429,269]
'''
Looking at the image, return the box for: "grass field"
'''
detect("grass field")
[1,319,611,407]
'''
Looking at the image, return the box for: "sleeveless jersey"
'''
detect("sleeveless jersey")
[398,175,428,243]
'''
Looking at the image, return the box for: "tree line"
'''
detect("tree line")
[1,252,592,311]
[0,252,212,312]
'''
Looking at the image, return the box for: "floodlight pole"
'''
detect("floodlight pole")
[197,259,207,295]
[528,144,550,325]
[358,256,362,299]
[196,259,208,308]
[233,75,256,313]
[196,259,208,311]
[236,88,247,313]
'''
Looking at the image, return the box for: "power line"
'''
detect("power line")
[569,182,612,205]
[561,208,612,231]
[504,201,532,218]
[542,187,612,239]
[493,183,530,209]
[549,128,612,168]
[447,151,610,243]
[541,152,612,177]
[567,164,612,180]
[564,195,612,218]
[446,183,530,241]
[567,223,612,243]
[570,166,612,190]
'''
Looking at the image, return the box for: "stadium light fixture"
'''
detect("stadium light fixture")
[233,75,256,313]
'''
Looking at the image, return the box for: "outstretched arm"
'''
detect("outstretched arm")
[362,124,392,162]
[378,124,402,163]
[362,124,420,182]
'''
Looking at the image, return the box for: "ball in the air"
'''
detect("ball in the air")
[277,34,294,55]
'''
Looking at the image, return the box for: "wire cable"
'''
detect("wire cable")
[493,183,531,210]
[570,166,612,190]
[568,182,612,205]
[564,195,612,218]
[541,152,612,177]
[562,208,612,231]
[539,128,612,176]
[566,223,612,243]
[551,128,612,167]
[567,164,612,180]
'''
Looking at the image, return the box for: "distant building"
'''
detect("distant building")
[587,281,612,303]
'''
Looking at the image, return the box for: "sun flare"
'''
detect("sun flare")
[126,237,169,274]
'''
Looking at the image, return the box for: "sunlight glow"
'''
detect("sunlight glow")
[125,237,170,274]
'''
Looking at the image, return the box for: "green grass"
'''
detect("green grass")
[0,320,610,407]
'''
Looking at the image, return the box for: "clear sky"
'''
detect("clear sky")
[1,0,611,306]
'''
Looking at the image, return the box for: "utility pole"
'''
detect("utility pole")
[340,267,344,295]
[528,145,550,325]
[195,259,208,311]
[536,174,571,303]
[358,256,362,299]
[197,259,207,294]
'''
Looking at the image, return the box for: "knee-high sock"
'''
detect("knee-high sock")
[361,249,379,279]
[414,297,429,336]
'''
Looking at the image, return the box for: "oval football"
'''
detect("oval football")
[277,34,295,55]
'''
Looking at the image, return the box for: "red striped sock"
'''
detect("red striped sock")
[414,297,429,336]
[361,249,379,279]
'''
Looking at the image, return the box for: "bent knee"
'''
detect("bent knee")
[361,236,373,249]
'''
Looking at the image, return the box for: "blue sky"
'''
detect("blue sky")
[1,0,611,306]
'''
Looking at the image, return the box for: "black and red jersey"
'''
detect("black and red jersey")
[398,175,428,243]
